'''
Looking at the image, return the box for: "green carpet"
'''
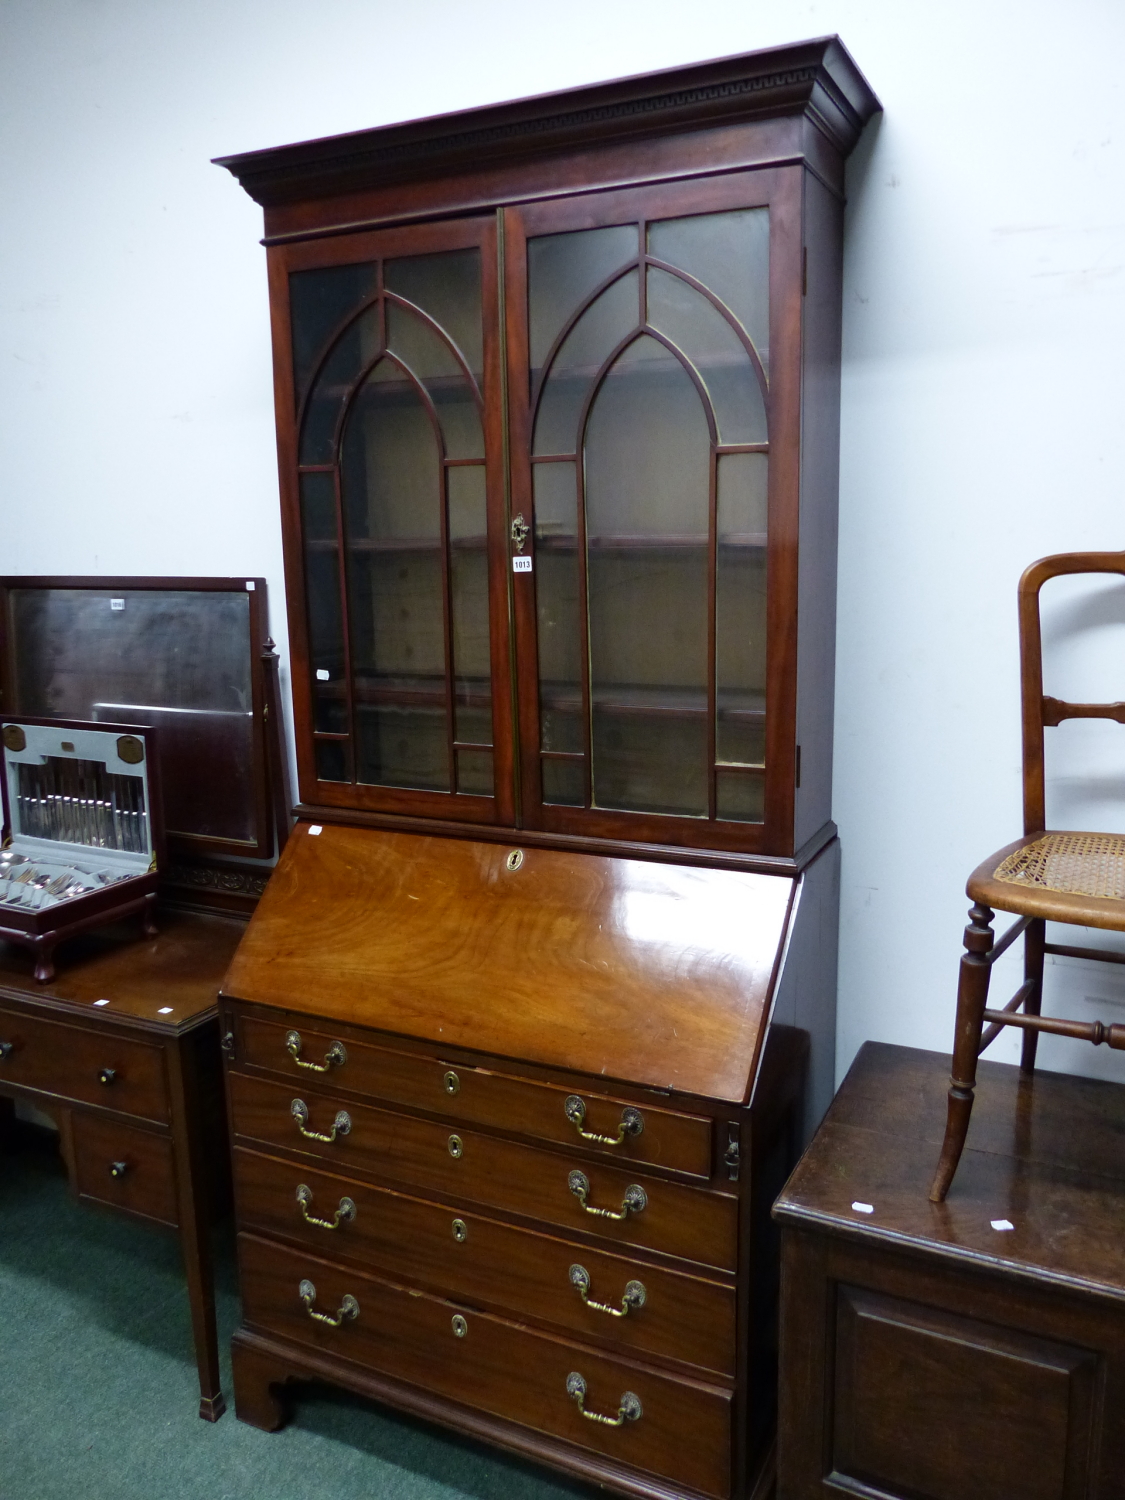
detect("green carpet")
[0,1136,593,1500]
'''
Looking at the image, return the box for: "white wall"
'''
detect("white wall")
[3,0,1124,1085]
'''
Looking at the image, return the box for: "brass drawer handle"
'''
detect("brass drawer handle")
[296,1183,356,1229]
[98,1067,117,1086]
[568,1170,646,1220]
[290,1098,351,1143]
[286,1030,347,1073]
[298,1278,359,1328]
[109,1161,129,1179]
[564,1095,643,1146]
[565,1372,642,1426]
[569,1264,646,1317]
[0,1041,12,1061]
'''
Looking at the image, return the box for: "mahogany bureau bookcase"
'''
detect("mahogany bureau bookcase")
[0,576,292,1420]
[216,36,879,1500]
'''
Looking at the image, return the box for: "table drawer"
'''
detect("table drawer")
[238,1231,732,1499]
[234,1012,714,1179]
[229,1072,738,1271]
[233,1146,736,1376]
[0,1005,169,1124]
[71,1112,179,1227]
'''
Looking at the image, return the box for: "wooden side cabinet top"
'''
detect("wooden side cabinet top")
[217,40,880,869]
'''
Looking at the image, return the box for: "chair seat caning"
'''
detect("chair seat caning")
[994,832,1125,902]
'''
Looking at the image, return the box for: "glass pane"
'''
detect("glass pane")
[534,462,583,755]
[647,267,766,444]
[300,469,337,542]
[385,248,484,379]
[716,767,764,823]
[299,307,380,465]
[451,546,490,739]
[592,711,708,817]
[648,208,770,375]
[716,453,768,764]
[301,482,346,730]
[356,705,448,790]
[315,739,349,783]
[456,747,493,797]
[448,463,487,543]
[290,262,378,408]
[528,224,638,374]
[341,360,450,790]
[532,270,639,456]
[386,301,483,460]
[10,588,258,843]
[585,337,710,816]
[542,758,585,807]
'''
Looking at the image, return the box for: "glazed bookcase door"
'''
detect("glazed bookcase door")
[270,216,515,824]
[506,170,801,854]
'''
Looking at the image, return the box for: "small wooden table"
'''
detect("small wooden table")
[773,1042,1125,1500]
[0,909,244,1420]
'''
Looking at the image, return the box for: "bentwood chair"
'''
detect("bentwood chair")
[930,551,1125,1202]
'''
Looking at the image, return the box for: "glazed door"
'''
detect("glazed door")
[505,170,802,854]
[270,216,515,824]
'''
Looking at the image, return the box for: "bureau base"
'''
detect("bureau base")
[231,1326,775,1500]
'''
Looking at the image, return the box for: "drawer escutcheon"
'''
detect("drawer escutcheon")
[290,1098,351,1143]
[286,1030,347,1073]
[564,1095,644,1147]
[566,1372,642,1426]
[569,1263,647,1317]
[568,1170,647,1220]
[295,1183,356,1229]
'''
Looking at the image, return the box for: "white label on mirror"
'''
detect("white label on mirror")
[110,599,125,611]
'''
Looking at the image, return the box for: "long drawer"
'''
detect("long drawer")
[71,1112,179,1228]
[235,1012,714,1179]
[228,1071,738,1271]
[233,1146,736,1376]
[238,1231,732,1499]
[0,1004,169,1124]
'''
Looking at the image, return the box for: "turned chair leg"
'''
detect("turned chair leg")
[930,903,994,1203]
[1020,918,1046,1074]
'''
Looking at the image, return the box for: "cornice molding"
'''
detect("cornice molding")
[215,37,880,208]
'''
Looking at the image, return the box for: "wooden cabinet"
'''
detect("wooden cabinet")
[773,1044,1125,1499]
[216,36,877,1499]
[218,36,878,863]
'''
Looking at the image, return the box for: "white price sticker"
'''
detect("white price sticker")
[512,555,533,573]
[110,598,125,611]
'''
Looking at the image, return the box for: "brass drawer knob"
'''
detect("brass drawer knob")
[298,1278,359,1328]
[0,1041,12,1061]
[564,1095,643,1147]
[98,1067,117,1086]
[286,1030,347,1073]
[290,1098,351,1143]
[296,1183,356,1230]
[569,1263,646,1317]
[109,1161,129,1179]
[568,1170,647,1220]
[565,1372,642,1426]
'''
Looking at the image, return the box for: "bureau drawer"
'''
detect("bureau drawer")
[235,1013,713,1179]
[233,1146,736,1376]
[71,1113,179,1227]
[238,1231,732,1499]
[0,1005,169,1124]
[228,1072,738,1271]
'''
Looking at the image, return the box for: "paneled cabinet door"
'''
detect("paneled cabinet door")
[271,214,515,824]
[506,169,802,854]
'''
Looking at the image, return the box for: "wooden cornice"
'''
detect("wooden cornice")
[214,36,880,207]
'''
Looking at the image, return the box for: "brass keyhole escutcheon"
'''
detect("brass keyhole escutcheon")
[451,1314,468,1338]
[451,1218,468,1243]
[505,849,523,872]
[448,1134,463,1159]
[443,1070,460,1095]
[510,514,530,553]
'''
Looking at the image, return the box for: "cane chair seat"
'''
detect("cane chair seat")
[968,831,1125,932]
